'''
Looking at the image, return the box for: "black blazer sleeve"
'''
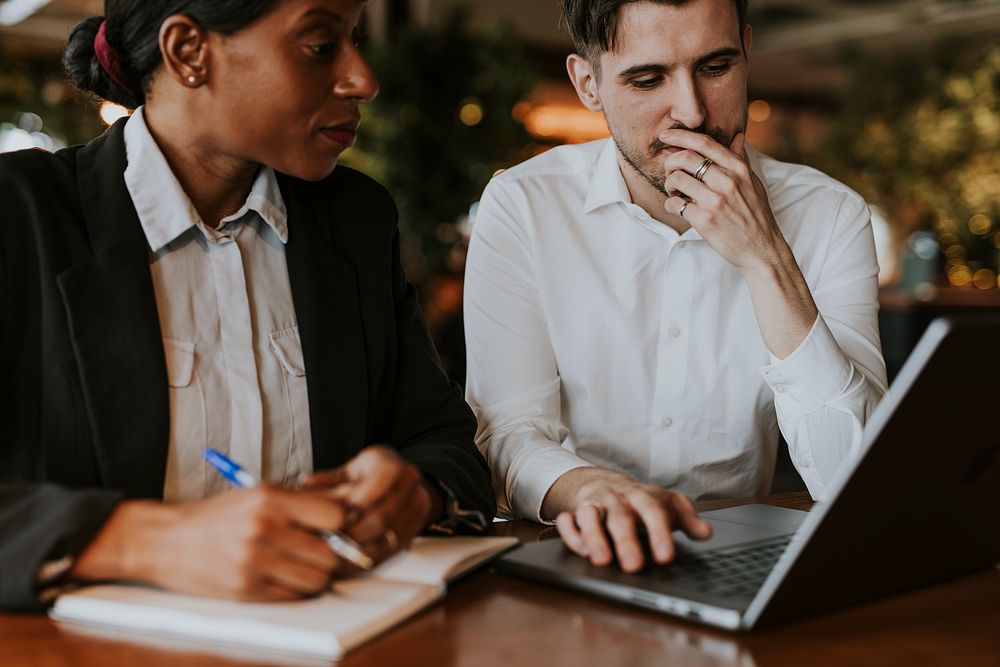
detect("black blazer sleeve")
[0,487,120,610]
[287,168,496,523]
[384,223,495,520]
[0,151,121,611]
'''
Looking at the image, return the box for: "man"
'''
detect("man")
[464,0,887,574]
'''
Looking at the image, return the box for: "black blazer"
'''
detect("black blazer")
[0,121,494,610]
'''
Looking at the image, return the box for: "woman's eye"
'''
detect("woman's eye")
[310,43,336,57]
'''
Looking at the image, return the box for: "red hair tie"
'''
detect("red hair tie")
[94,20,136,96]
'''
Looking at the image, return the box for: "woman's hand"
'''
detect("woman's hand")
[72,487,348,601]
[301,445,443,565]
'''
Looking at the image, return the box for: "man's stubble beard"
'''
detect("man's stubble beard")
[609,112,747,198]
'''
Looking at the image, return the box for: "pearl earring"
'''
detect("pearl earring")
[187,75,197,84]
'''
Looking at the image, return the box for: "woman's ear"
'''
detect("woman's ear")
[159,14,210,87]
[566,53,603,112]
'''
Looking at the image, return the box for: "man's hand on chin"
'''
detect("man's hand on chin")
[541,467,712,573]
[658,128,818,359]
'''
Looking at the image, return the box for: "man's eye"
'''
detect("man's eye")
[310,43,336,57]
[702,62,732,76]
[632,76,663,90]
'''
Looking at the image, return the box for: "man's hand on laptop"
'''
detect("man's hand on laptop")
[542,468,712,573]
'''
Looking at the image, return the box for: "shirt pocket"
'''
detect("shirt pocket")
[268,326,312,483]
[269,327,307,378]
[162,337,207,501]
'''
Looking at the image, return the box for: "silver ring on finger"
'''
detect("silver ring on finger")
[693,158,714,182]
[678,201,689,219]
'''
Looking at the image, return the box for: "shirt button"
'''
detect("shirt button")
[661,417,673,428]
[676,241,687,249]
[774,384,787,394]
[670,327,682,338]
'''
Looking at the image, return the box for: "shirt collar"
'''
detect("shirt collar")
[123,107,288,253]
[583,138,632,215]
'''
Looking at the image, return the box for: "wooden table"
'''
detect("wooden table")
[2,493,998,666]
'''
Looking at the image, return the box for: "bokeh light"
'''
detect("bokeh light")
[947,264,973,287]
[99,102,129,126]
[968,212,992,236]
[748,99,772,123]
[459,101,484,127]
[973,268,996,290]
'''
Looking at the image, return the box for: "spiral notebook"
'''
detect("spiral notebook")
[50,536,517,660]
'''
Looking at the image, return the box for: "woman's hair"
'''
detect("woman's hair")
[63,0,280,108]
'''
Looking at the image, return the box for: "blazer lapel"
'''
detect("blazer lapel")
[281,179,369,471]
[57,121,169,499]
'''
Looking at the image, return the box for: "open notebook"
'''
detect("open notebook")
[50,536,517,660]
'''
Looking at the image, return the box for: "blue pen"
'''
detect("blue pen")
[204,448,375,570]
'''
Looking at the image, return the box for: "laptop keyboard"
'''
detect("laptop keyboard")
[648,534,793,600]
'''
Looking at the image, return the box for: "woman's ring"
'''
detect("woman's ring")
[383,529,398,552]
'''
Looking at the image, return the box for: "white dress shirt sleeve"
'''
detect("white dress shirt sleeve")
[464,180,592,520]
[758,193,888,500]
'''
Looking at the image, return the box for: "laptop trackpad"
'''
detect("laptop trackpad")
[675,504,808,553]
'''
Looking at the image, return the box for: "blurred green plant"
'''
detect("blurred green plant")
[814,43,1000,289]
[342,10,538,281]
[0,48,104,146]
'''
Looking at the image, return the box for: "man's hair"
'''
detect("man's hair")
[563,0,750,73]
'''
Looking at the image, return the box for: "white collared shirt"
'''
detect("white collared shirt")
[464,138,887,520]
[123,108,313,502]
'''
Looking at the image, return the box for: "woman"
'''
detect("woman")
[0,0,493,610]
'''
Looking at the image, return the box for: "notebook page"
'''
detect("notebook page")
[371,536,518,587]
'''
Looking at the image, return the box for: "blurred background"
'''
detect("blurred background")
[2,0,999,386]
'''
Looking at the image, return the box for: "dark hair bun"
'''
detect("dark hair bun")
[63,2,279,110]
[63,16,143,109]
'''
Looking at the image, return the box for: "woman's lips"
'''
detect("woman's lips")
[320,127,358,147]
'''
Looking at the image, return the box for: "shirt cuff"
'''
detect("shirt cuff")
[509,447,594,524]
[423,476,489,535]
[758,315,853,415]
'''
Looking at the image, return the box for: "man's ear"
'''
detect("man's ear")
[159,14,210,87]
[566,53,603,113]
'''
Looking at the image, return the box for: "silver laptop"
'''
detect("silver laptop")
[497,317,1000,630]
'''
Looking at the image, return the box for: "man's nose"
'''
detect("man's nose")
[667,74,706,131]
